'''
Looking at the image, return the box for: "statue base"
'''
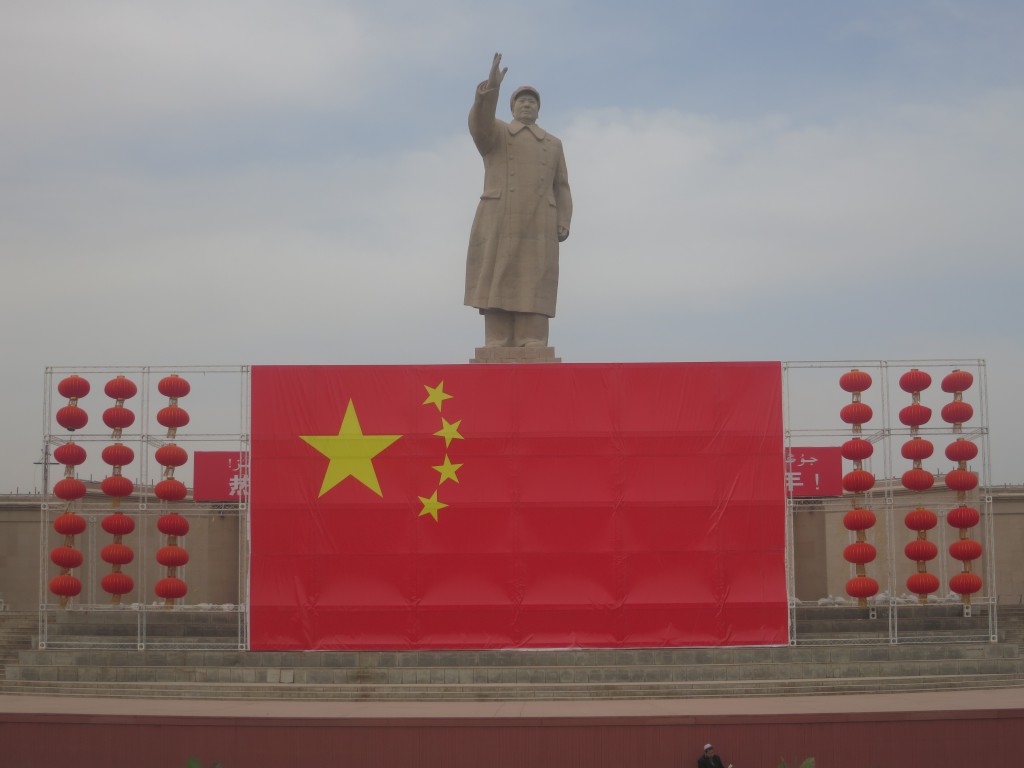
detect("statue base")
[470,346,561,364]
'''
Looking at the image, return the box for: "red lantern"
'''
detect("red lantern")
[899,369,932,393]
[101,443,135,467]
[155,444,189,467]
[840,402,873,425]
[841,438,873,461]
[950,572,982,595]
[941,370,974,393]
[49,574,82,598]
[843,542,876,564]
[904,508,938,531]
[846,575,879,599]
[154,577,188,600]
[907,572,940,595]
[156,545,189,567]
[898,403,932,427]
[104,376,138,400]
[100,475,134,498]
[57,375,91,400]
[157,405,190,429]
[101,572,134,596]
[157,513,190,537]
[949,539,983,562]
[947,506,980,528]
[158,375,191,399]
[102,513,135,536]
[53,477,87,501]
[941,401,974,425]
[843,508,877,531]
[945,469,978,492]
[901,468,934,492]
[50,546,84,570]
[904,539,938,561]
[53,512,87,536]
[102,406,136,430]
[900,437,934,462]
[842,469,875,493]
[100,543,134,565]
[55,405,89,431]
[839,370,872,394]
[945,439,978,463]
[154,478,188,501]
[53,442,87,466]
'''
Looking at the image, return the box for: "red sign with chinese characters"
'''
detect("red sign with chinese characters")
[193,451,248,501]
[786,446,843,497]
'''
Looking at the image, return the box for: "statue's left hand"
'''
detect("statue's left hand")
[557,226,570,242]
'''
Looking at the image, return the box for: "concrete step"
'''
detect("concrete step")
[3,672,1023,701]
[0,613,36,681]
[12,640,1019,667]
[9,645,1020,686]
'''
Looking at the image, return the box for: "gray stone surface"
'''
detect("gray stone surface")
[470,346,560,363]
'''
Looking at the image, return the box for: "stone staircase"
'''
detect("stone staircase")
[998,605,1024,648]
[3,605,1024,701]
[0,612,36,683]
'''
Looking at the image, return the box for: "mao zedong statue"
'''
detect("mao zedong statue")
[465,53,573,350]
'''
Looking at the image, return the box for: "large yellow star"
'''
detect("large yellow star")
[300,400,402,498]
[434,418,463,448]
[423,381,453,412]
[418,490,448,521]
[433,454,463,485]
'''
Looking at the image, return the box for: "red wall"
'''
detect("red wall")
[4,707,1022,767]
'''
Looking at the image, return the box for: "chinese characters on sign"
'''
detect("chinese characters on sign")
[786,446,843,497]
[193,451,249,502]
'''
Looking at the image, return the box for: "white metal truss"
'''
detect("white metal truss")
[783,359,995,646]
[39,365,250,650]
[39,360,994,649]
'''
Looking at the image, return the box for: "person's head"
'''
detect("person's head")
[510,86,540,125]
[704,744,715,758]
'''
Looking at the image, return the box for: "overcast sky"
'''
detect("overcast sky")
[2,0,1022,492]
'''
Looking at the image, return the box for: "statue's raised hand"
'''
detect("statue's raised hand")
[488,52,508,90]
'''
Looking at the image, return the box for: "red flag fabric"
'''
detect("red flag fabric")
[250,362,787,650]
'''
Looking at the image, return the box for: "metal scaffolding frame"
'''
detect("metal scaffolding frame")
[38,360,994,649]
[39,365,250,650]
[783,359,995,645]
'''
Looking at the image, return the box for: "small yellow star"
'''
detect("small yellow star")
[434,418,463,448]
[300,400,402,498]
[418,490,448,521]
[423,381,453,412]
[433,454,463,485]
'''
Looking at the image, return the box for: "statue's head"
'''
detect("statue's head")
[510,86,540,125]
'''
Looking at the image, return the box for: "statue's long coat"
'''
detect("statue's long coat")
[464,81,572,318]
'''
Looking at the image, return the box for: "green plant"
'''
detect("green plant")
[777,759,814,768]
[186,758,223,768]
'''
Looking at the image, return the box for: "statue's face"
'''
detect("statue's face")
[513,94,539,125]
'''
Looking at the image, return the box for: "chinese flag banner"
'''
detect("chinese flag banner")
[250,362,787,650]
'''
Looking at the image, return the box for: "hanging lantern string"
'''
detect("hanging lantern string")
[154,375,191,608]
[100,376,139,606]
[839,369,878,608]
[51,375,91,609]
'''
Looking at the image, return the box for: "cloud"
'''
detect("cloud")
[560,88,1024,314]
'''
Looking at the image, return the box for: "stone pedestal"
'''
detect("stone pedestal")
[470,346,561,364]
